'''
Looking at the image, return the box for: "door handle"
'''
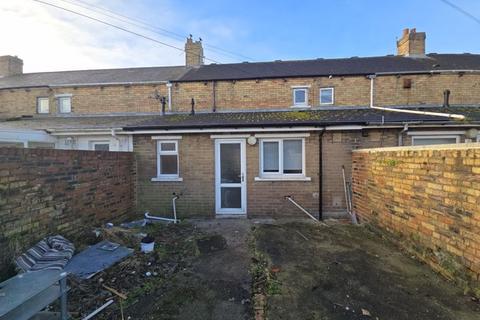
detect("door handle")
[241,173,245,182]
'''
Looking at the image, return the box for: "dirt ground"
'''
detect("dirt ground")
[253,220,480,320]
[66,219,252,320]
[63,218,479,320]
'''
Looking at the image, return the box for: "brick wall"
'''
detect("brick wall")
[0,84,167,118]
[0,148,136,276]
[134,133,320,218]
[135,129,471,219]
[352,144,480,284]
[2,73,480,118]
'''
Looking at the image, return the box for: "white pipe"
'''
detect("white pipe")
[82,299,114,320]
[368,74,465,120]
[398,123,409,146]
[370,106,465,120]
[144,195,180,224]
[166,82,173,111]
[145,212,177,223]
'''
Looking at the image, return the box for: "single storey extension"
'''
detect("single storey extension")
[123,106,480,218]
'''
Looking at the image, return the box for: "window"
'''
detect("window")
[156,140,180,180]
[320,87,334,105]
[260,139,305,178]
[90,141,110,151]
[292,88,308,107]
[411,135,460,146]
[37,97,49,114]
[57,96,72,113]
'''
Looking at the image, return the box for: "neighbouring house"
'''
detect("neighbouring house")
[1,28,480,218]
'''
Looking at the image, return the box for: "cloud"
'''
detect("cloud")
[0,0,257,72]
[0,0,193,72]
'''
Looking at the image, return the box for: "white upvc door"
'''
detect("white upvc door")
[215,139,247,215]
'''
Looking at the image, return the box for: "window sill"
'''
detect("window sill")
[151,177,183,182]
[290,105,311,109]
[254,176,311,182]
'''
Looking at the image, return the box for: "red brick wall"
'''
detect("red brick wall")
[0,148,136,275]
[352,144,480,283]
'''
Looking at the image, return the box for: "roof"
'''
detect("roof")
[178,54,480,81]
[0,66,189,89]
[0,115,154,132]
[123,106,480,131]
[1,53,479,90]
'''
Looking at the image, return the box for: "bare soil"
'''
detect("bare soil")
[252,221,480,320]
[66,219,252,320]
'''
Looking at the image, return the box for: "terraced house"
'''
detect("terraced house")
[1,29,480,219]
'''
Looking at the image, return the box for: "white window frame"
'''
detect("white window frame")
[258,138,309,181]
[292,87,309,108]
[90,140,111,151]
[56,94,72,113]
[153,140,182,182]
[36,97,50,114]
[319,87,334,105]
[411,135,460,146]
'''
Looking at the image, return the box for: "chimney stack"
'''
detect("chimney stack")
[0,55,23,78]
[396,28,426,57]
[185,36,204,67]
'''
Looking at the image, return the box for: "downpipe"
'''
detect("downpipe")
[144,194,180,224]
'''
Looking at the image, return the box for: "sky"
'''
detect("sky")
[0,0,479,73]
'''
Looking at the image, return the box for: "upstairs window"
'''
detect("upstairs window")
[292,87,309,107]
[320,87,334,105]
[260,139,305,177]
[57,95,72,113]
[37,97,49,114]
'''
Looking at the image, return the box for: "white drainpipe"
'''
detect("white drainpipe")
[166,82,173,111]
[368,75,465,120]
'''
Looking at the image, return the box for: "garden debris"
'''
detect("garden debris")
[65,240,134,279]
[15,235,75,272]
[82,299,114,320]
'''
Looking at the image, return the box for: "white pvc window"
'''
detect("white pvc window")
[411,135,460,146]
[157,140,179,179]
[292,88,308,107]
[260,139,305,178]
[320,87,334,105]
[57,96,72,113]
[91,141,110,151]
[37,97,49,114]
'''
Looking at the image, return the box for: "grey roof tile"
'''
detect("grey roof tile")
[124,106,480,130]
[178,54,480,81]
[0,66,189,89]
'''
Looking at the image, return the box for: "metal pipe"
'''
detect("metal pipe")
[285,196,323,223]
[398,123,409,146]
[318,130,325,220]
[443,89,451,108]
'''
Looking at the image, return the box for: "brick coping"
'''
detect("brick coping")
[354,143,480,153]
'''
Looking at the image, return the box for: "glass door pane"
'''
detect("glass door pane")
[218,142,243,210]
[220,143,241,183]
